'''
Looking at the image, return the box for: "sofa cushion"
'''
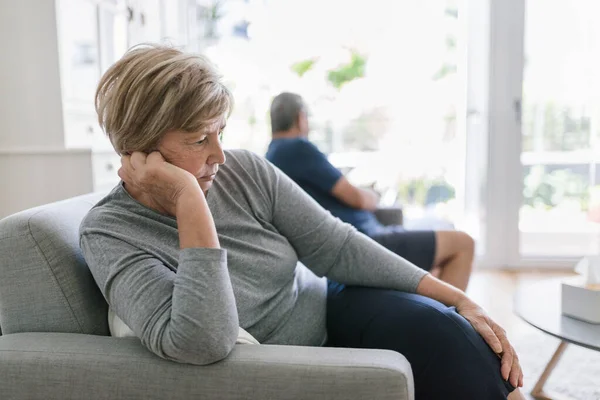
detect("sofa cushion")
[0,192,109,335]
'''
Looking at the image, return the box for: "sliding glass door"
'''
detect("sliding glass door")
[478,0,600,267]
[519,0,600,258]
[171,0,600,267]
[182,0,471,233]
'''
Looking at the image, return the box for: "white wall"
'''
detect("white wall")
[0,0,96,218]
[0,0,65,149]
[0,150,93,218]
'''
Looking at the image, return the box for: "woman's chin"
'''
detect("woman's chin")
[198,180,213,194]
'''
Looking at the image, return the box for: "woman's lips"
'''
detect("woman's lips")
[198,174,216,181]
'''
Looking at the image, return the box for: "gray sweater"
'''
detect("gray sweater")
[80,149,427,365]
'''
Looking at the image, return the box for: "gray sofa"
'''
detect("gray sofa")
[0,192,413,400]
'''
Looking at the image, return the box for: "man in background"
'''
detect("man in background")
[266,92,474,291]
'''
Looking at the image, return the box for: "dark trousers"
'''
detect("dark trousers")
[326,282,514,399]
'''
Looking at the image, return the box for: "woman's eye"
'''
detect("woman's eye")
[219,131,224,142]
[196,137,208,145]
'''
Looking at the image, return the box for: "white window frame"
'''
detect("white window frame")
[465,0,529,268]
[468,0,582,269]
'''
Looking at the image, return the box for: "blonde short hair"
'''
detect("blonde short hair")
[95,44,233,154]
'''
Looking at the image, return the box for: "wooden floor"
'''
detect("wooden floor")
[466,269,574,336]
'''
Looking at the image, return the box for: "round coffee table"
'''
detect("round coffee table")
[515,278,600,400]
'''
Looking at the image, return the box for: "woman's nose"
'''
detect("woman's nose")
[209,140,226,165]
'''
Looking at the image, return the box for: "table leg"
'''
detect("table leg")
[530,341,572,400]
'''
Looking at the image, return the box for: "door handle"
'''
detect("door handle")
[514,98,522,124]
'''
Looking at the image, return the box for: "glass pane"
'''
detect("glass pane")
[520,0,600,256]
[98,0,129,73]
[58,0,100,103]
[187,0,466,229]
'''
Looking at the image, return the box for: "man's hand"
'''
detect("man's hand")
[359,187,381,211]
[331,177,380,211]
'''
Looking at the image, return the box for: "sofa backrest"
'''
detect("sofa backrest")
[0,192,109,335]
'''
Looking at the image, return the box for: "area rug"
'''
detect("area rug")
[512,326,600,399]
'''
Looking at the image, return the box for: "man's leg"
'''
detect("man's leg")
[370,227,474,291]
[431,231,474,291]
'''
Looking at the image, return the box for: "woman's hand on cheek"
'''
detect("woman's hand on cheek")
[119,151,202,215]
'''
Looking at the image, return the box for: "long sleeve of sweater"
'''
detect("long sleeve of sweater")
[80,222,238,365]
[241,151,428,292]
[79,150,428,366]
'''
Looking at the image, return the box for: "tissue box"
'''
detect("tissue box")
[561,278,600,324]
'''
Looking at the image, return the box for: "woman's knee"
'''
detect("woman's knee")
[362,293,512,398]
[361,293,469,353]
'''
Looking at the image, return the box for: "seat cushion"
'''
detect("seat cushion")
[0,192,109,335]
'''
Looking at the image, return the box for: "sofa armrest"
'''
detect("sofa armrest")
[374,206,403,226]
[0,333,414,400]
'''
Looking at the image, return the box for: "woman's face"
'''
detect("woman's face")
[157,119,227,194]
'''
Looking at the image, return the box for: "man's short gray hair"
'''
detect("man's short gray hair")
[270,92,305,134]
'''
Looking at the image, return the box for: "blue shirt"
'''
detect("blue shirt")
[266,138,381,235]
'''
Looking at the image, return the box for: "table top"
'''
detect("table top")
[514,278,600,352]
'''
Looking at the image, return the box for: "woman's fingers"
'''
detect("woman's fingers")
[120,156,131,178]
[119,154,140,187]
[509,351,522,387]
[130,151,147,170]
[118,163,133,182]
[458,302,524,388]
[500,344,514,381]
[146,151,165,164]
[492,322,523,387]
[492,323,512,380]
[519,367,524,387]
[117,168,129,184]
[473,318,502,354]
[121,154,133,174]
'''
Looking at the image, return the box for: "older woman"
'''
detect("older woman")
[80,45,524,400]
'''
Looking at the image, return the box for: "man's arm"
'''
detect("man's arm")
[282,140,379,211]
[331,177,380,211]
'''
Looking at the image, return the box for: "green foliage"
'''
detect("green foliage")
[339,107,389,151]
[208,1,224,20]
[200,0,225,40]
[291,58,317,77]
[522,102,591,151]
[445,6,458,18]
[432,4,458,82]
[397,179,456,206]
[432,62,457,81]
[326,51,367,90]
[523,166,589,210]
[445,35,457,50]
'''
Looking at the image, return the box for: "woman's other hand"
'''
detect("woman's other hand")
[416,275,524,389]
[456,298,524,388]
[119,151,201,215]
